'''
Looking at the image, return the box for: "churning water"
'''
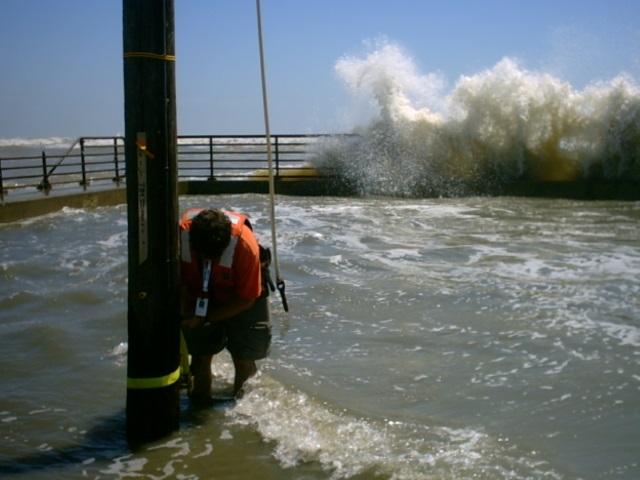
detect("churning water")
[1,194,639,479]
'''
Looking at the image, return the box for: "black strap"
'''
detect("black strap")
[277,278,288,312]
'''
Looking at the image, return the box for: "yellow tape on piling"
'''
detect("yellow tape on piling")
[124,52,176,61]
[127,365,181,389]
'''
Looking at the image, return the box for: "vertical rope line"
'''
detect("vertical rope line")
[256,0,288,311]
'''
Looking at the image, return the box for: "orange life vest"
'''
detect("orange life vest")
[179,209,250,304]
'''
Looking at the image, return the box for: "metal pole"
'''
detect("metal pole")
[38,151,51,192]
[79,138,88,187]
[0,157,4,201]
[208,136,215,180]
[274,135,280,179]
[123,0,180,445]
[113,137,121,183]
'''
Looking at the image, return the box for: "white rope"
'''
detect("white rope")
[256,0,288,311]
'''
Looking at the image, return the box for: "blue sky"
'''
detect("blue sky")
[1,0,639,138]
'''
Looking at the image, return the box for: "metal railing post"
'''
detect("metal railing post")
[113,137,121,183]
[0,156,5,201]
[274,135,280,178]
[38,151,51,192]
[208,136,215,180]
[79,138,88,188]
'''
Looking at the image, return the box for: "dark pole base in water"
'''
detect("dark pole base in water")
[126,383,180,446]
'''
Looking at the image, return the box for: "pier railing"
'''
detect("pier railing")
[0,134,340,200]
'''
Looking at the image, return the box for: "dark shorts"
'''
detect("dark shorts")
[182,296,271,361]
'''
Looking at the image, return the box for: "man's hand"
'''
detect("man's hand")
[181,297,256,329]
[181,315,207,329]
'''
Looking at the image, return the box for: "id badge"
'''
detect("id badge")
[195,297,209,317]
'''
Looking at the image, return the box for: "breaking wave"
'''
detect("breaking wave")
[314,40,640,196]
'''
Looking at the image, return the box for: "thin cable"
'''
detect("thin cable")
[256,0,288,311]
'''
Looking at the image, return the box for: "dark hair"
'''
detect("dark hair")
[189,209,232,259]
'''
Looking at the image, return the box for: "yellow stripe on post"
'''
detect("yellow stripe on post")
[127,366,181,389]
[124,51,176,61]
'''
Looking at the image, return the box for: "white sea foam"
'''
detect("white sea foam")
[321,39,640,195]
[335,39,446,125]
[229,375,532,479]
[0,137,76,149]
[97,232,127,249]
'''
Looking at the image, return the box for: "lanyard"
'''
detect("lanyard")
[202,259,212,293]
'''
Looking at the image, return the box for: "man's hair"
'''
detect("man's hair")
[189,209,232,259]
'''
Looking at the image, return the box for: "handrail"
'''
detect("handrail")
[47,137,81,177]
[0,134,352,200]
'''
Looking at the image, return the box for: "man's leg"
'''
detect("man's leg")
[232,358,257,397]
[226,296,271,398]
[189,354,213,400]
[182,321,226,404]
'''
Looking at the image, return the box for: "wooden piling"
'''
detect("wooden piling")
[123,0,180,444]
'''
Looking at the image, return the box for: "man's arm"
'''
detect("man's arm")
[181,296,255,329]
[207,296,255,322]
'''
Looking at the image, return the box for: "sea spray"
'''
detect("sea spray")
[313,40,640,196]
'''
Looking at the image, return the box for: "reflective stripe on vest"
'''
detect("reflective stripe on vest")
[219,236,239,268]
[219,212,242,268]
